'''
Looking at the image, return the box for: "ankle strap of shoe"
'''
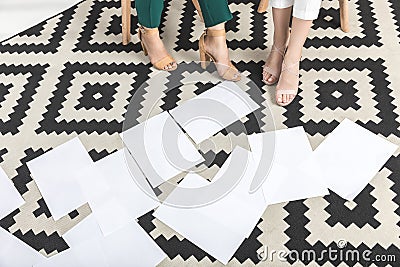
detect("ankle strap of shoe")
[139,26,159,35]
[271,44,287,57]
[281,60,300,76]
[205,29,226,37]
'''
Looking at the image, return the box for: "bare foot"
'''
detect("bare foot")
[140,28,177,71]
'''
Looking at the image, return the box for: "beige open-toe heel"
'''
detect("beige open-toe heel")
[262,44,287,86]
[138,26,177,71]
[276,60,300,107]
[198,29,240,81]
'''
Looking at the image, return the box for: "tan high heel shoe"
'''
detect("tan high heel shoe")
[198,29,241,81]
[138,26,177,71]
[275,60,300,107]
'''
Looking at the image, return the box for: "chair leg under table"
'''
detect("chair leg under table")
[339,0,349,32]
[121,0,131,45]
[192,0,204,22]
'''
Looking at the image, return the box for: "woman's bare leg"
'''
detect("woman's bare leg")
[204,23,231,69]
[140,27,177,70]
[276,17,312,104]
[263,7,292,84]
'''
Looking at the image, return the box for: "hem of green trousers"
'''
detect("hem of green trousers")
[204,13,233,28]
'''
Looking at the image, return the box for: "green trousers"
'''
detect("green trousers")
[136,0,233,28]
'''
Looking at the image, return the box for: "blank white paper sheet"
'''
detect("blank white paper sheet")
[307,118,398,200]
[35,222,166,267]
[76,150,159,236]
[0,227,45,267]
[170,81,260,144]
[121,112,204,187]
[155,147,267,264]
[27,137,93,220]
[248,127,329,205]
[63,214,103,248]
[0,167,24,219]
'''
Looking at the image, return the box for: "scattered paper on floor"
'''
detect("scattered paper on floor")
[35,222,166,267]
[305,118,398,200]
[27,137,93,220]
[170,81,259,144]
[155,147,267,264]
[0,227,45,267]
[248,127,329,204]
[121,111,204,187]
[76,149,159,236]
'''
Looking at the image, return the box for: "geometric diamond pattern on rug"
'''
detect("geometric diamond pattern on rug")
[12,229,69,256]
[313,8,340,30]
[0,0,400,265]
[0,7,76,54]
[0,63,49,135]
[316,80,361,110]
[284,58,399,138]
[307,0,382,48]
[324,187,380,228]
[386,155,400,221]
[137,210,264,264]
[0,205,70,256]
[35,62,151,135]
[11,148,46,196]
[33,199,53,219]
[74,0,142,53]
[21,21,47,38]
[75,82,118,111]
[1,146,89,257]
[68,210,80,220]
[0,148,7,163]
[284,194,400,266]
[0,83,12,104]
[388,0,400,43]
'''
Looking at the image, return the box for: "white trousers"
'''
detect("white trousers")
[270,0,322,20]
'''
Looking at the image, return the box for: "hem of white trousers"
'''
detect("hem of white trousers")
[270,2,294,9]
[293,8,320,20]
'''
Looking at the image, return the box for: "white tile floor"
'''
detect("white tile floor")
[0,0,80,41]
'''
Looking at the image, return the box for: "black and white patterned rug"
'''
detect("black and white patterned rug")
[0,0,400,265]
